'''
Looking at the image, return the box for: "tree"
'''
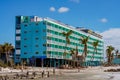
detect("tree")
[80,36,89,62]
[115,49,119,58]
[0,45,4,58]
[106,46,114,65]
[70,49,75,67]
[3,43,14,65]
[91,40,99,62]
[62,30,73,65]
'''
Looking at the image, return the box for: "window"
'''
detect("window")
[43,44,46,47]
[35,37,39,40]
[55,25,58,28]
[16,26,21,29]
[43,51,46,54]
[43,29,46,32]
[24,45,27,48]
[43,21,46,25]
[24,38,27,40]
[35,45,39,47]
[43,36,46,39]
[16,36,20,40]
[36,22,39,25]
[16,56,20,60]
[16,34,21,36]
[16,30,21,34]
[35,51,39,54]
[24,24,28,26]
[47,22,51,26]
[47,36,51,40]
[24,52,27,54]
[24,31,27,33]
[36,30,39,33]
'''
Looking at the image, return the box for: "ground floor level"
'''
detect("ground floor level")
[16,57,102,68]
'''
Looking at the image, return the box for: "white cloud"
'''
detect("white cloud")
[101,28,120,50]
[50,7,56,12]
[70,0,80,3]
[58,7,69,13]
[100,18,108,23]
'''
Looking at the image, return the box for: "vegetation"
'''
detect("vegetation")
[80,36,89,64]
[70,49,75,67]
[0,60,7,68]
[106,45,114,65]
[91,40,99,61]
[62,30,73,66]
[0,43,14,66]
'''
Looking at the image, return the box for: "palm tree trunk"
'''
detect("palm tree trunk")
[5,52,8,65]
[64,42,67,67]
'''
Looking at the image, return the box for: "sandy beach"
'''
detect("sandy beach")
[0,66,120,80]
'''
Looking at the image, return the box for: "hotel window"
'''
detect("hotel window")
[35,45,39,47]
[43,21,46,25]
[24,31,27,33]
[35,51,39,54]
[24,45,27,48]
[24,38,27,40]
[24,24,28,26]
[43,29,46,32]
[36,30,39,33]
[43,43,47,47]
[16,34,21,36]
[43,36,46,39]
[43,51,46,54]
[47,22,51,26]
[16,36,21,40]
[24,52,27,54]
[16,30,21,34]
[35,37,39,40]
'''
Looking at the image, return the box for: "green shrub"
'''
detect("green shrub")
[0,60,7,68]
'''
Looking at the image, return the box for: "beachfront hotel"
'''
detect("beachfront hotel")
[15,16,104,67]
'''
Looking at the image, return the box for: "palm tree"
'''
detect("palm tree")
[3,43,14,65]
[75,45,80,67]
[115,49,119,58]
[62,30,73,66]
[0,45,4,58]
[106,46,114,65]
[80,36,89,63]
[70,49,75,67]
[91,40,99,62]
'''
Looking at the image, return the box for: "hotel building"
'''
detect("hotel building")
[15,16,104,67]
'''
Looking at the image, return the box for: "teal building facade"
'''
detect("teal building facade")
[15,16,104,67]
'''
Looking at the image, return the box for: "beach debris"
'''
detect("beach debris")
[104,68,120,72]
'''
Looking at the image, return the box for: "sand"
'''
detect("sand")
[0,66,120,80]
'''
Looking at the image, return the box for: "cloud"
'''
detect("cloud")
[100,18,108,23]
[101,28,120,50]
[58,7,69,13]
[70,0,80,3]
[50,7,56,12]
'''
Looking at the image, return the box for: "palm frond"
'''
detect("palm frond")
[66,30,73,36]
[61,32,67,36]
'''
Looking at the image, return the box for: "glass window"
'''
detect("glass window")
[24,38,27,40]
[24,45,27,48]
[24,31,27,33]
[35,37,39,40]
[35,51,39,54]
[35,45,39,47]
[36,30,39,33]
[24,52,27,54]
[43,29,46,32]
[24,24,28,26]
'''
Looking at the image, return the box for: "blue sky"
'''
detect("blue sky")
[0,0,120,50]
